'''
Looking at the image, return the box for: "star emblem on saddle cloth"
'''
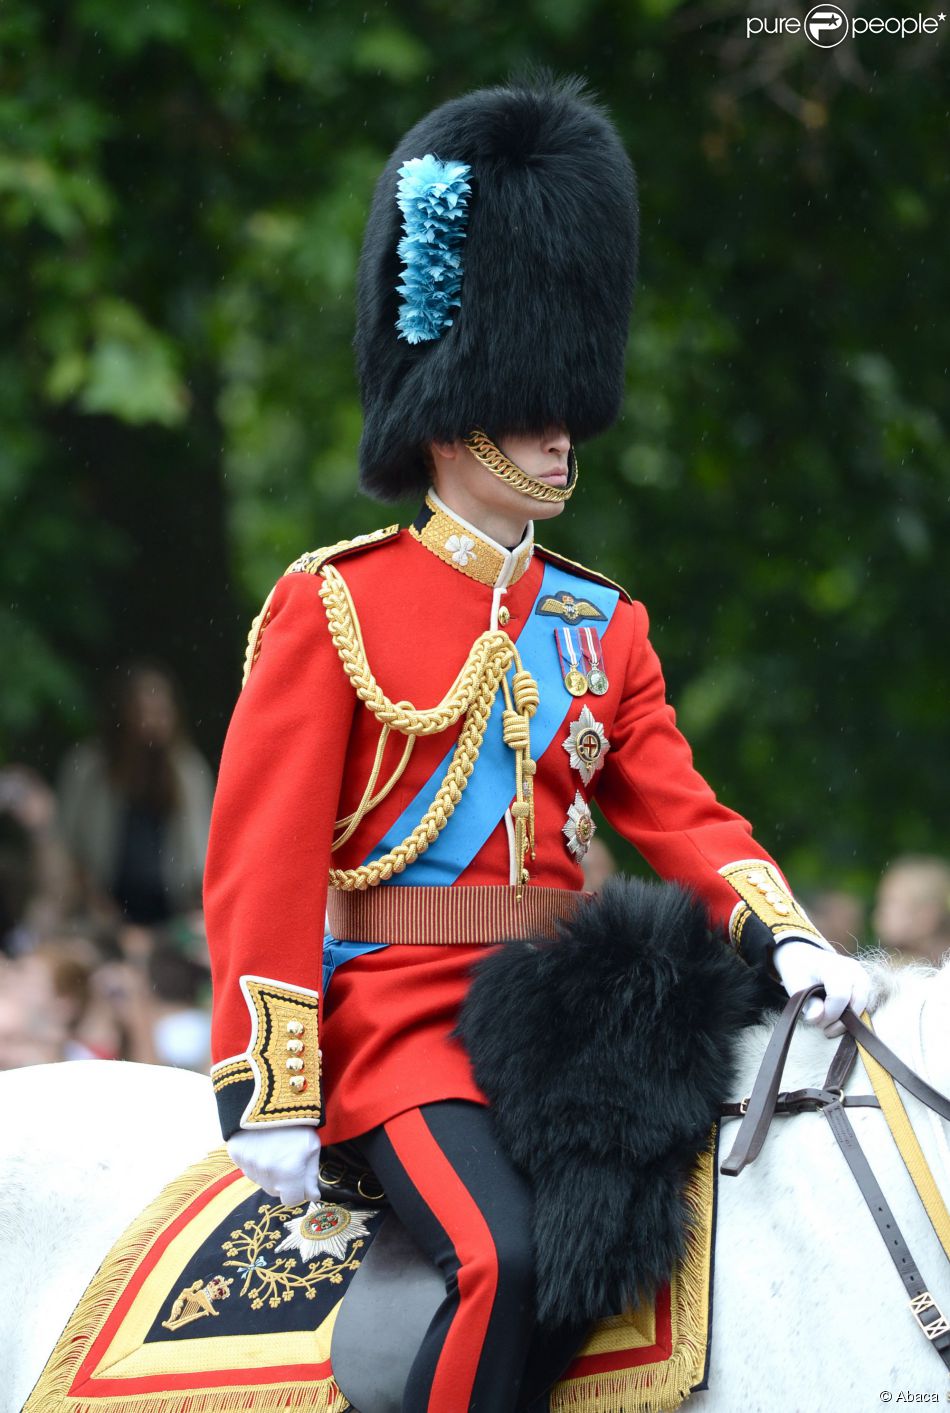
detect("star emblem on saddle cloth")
[563,789,596,860]
[276,1202,375,1263]
[562,705,610,786]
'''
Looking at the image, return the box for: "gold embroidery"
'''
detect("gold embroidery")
[409,492,533,588]
[731,904,752,953]
[211,1060,254,1093]
[239,978,322,1126]
[536,591,606,622]
[240,525,399,690]
[719,859,825,946]
[221,1199,371,1310]
[161,1275,233,1331]
[285,524,400,578]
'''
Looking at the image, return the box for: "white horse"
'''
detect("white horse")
[2,954,948,1413]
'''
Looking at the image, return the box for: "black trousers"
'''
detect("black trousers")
[352,1100,591,1413]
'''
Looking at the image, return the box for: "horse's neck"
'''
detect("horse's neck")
[869,962,950,1198]
[729,955,950,1215]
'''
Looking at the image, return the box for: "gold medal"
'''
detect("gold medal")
[581,627,609,695]
[557,628,589,696]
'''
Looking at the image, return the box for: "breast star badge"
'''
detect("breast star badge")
[562,706,610,786]
[563,789,596,860]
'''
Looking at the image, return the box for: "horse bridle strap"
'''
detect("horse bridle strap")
[721,985,950,1175]
[720,983,950,1369]
[820,1046,950,1366]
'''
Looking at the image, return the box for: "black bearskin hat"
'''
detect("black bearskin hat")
[354,70,639,503]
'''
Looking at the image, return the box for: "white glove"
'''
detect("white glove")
[226,1126,322,1207]
[772,939,871,1038]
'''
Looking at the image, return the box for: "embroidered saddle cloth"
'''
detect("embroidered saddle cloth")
[24,1134,717,1413]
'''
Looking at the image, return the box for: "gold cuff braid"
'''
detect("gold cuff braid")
[718,859,827,947]
[233,978,322,1126]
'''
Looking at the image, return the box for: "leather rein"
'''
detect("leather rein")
[719,983,950,1369]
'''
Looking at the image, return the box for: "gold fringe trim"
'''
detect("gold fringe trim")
[23,1147,350,1413]
[551,1128,716,1413]
[40,1388,348,1413]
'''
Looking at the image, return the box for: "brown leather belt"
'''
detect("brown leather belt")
[326,884,586,945]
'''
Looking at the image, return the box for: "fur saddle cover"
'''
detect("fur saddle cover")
[456,875,783,1327]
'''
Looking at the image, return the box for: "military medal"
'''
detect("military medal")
[580,626,609,695]
[563,789,596,860]
[562,705,610,786]
[556,627,589,697]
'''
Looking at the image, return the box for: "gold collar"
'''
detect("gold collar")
[409,490,534,589]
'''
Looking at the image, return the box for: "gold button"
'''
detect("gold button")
[286,1020,304,1036]
[498,606,510,625]
[286,1039,304,1055]
[289,1075,307,1093]
[286,1057,304,1072]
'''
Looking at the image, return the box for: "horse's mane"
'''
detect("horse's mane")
[861,947,950,1007]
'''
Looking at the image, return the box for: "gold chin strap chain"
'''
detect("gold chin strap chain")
[462,428,579,504]
[319,563,538,899]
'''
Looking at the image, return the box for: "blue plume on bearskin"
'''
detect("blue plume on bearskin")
[354,67,639,503]
[394,155,472,344]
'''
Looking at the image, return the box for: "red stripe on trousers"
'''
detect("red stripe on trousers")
[385,1107,499,1412]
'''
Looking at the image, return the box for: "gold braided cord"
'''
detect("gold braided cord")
[330,725,416,851]
[463,428,579,504]
[321,563,511,736]
[318,563,537,896]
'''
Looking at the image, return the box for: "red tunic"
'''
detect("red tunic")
[205,498,819,1144]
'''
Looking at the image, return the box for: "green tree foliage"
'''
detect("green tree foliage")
[1,0,946,897]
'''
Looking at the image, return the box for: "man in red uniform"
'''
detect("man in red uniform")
[206,73,870,1412]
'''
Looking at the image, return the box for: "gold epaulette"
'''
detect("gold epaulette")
[283,523,401,578]
[241,524,400,688]
[534,543,633,604]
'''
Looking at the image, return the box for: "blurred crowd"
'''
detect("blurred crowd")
[2,663,949,1079]
[0,659,214,1073]
[583,839,950,965]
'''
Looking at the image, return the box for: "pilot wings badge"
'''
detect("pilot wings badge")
[535,590,606,623]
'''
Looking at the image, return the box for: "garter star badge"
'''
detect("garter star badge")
[276,1201,375,1262]
[562,706,610,786]
[563,789,596,860]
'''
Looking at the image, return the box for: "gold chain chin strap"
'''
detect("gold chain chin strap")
[462,428,579,504]
[319,564,538,898]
